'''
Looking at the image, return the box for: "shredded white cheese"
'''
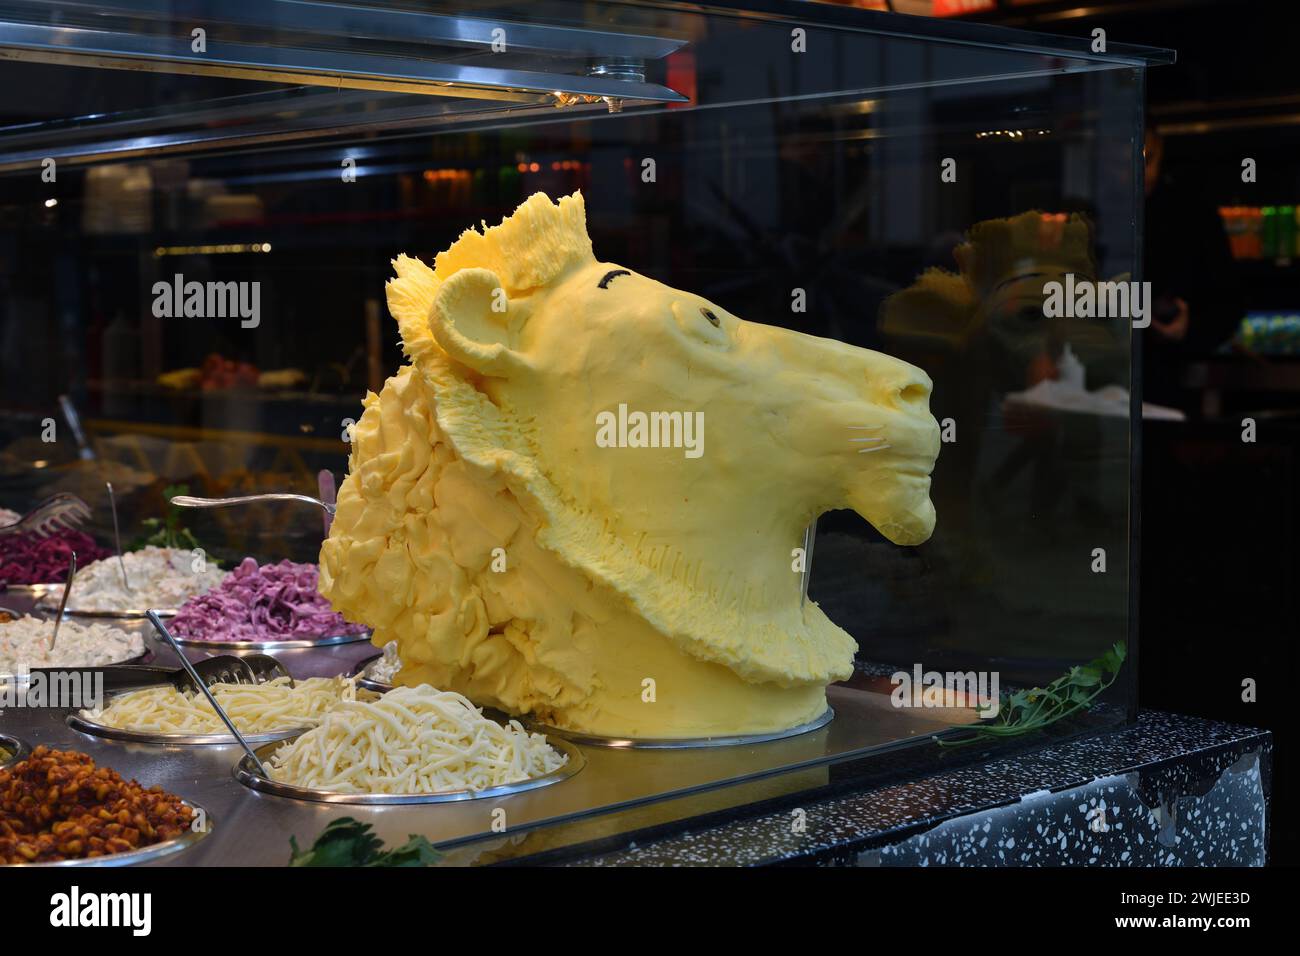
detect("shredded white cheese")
[83,676,360,736]
[267,684,566,794]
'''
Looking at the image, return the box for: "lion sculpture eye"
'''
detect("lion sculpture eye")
[701,307,721,328]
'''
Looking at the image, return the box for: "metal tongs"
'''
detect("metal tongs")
[0,493,92,539]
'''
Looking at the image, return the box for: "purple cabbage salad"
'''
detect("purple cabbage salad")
[0,530,112,585]
[171,558,367,642]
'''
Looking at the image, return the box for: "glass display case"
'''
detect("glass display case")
[0,0,1172,865]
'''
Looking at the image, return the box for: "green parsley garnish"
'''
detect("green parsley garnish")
[939,641,1127,746]
[288,818,440,867]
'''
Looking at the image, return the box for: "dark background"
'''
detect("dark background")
[966,0,1300,865]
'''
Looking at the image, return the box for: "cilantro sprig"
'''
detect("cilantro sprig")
[128,483,205,553]
[939,641,1127,747]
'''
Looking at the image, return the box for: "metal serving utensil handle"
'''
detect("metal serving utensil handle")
[317,470,337,537]
[146,610,270,777]
[58,394,96,462]
[28,664,178,694]
[106,481,130,592]
[49,551,76,652]
[170,493,336,515]
[799,521,817,607]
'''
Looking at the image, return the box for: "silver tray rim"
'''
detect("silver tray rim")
[3,800,212,868]
[532,706,836,749]
[233,732,585,805]
[170,627,371,650]
[66,709,311,747]
[0,732,31,770]
[350,654,836,749]
[1,583,59,596]
[0,650,152,687]
[39,603,180,619]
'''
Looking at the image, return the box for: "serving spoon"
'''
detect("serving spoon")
[170,493,335,515]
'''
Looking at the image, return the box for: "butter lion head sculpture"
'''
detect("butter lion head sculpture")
[321,192,940,738]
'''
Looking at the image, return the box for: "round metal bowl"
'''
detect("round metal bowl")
[0,733,31,770]
[4,801,212,867]
[234,733,585,805]
[67,709,311,747]
[532,707,835,749]
[170,628,371,651]
[349,654,393,694]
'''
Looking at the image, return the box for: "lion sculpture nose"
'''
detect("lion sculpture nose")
[869,358,933,411]
[894,375,931,408]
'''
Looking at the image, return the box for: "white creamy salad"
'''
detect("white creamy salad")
[43,546,227,613]
[0,615,144,675]
[367,642,402,684]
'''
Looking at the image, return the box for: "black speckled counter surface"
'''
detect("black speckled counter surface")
[528,711,1270,866]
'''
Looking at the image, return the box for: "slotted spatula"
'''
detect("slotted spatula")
[0,493,92,539]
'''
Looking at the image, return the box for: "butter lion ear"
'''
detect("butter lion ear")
[429,267,525,376]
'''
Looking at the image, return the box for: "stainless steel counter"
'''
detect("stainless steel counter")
[0,596,970,866]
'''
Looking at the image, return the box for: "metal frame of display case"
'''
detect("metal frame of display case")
[0,0,1177,63]
[0,21,686,100]
[1129,65,1148,725]
[0,0,1174,171]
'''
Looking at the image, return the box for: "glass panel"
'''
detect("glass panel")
[0,1,1162,840]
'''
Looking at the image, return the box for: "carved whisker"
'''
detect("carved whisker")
[849,437,887,444]
[857,444,892,454]
[847,425,884,430]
